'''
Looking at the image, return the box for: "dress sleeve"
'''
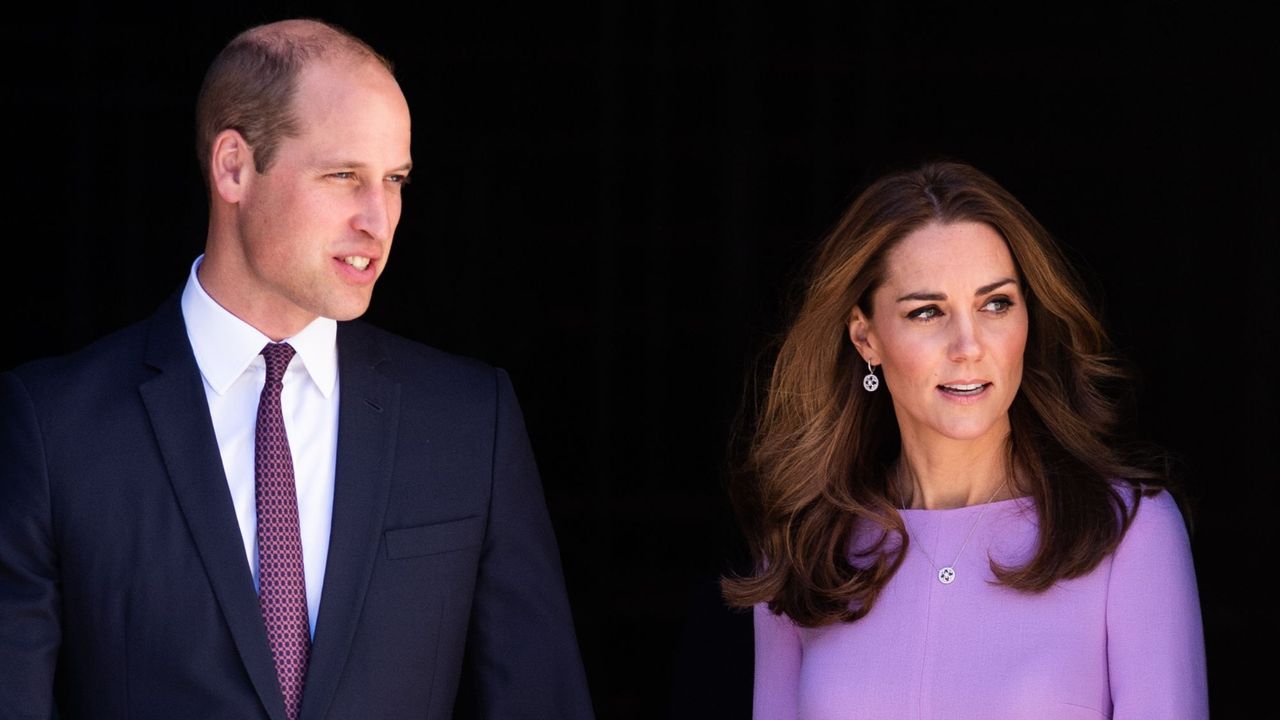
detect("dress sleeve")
[1106,490,1208,719]
[753,602,802,720]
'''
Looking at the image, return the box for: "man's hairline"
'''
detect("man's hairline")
[243,54,401,178]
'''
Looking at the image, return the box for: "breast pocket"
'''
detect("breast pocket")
[384,516,486,560]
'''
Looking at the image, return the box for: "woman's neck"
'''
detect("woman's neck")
[895,431,1013,510]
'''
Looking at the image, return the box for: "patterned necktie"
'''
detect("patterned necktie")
[256,342,310,720]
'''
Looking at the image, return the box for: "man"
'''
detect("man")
[0,19,593,720]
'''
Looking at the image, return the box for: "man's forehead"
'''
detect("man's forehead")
[290,61,407,124]
[296,57,400,102]
[277,62,411,167]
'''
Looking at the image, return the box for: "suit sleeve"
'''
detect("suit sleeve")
[0,372,60,719]
[1106,490,1208,719]
[464,369,594,719]
[753,602,802,720]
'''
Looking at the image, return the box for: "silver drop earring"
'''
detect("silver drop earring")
[863,361,880,392]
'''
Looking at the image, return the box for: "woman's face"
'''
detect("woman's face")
[848,221,1028,449]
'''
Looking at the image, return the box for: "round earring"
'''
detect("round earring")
[863,361,880,392]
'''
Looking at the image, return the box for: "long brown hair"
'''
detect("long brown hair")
[723,161,1167,627]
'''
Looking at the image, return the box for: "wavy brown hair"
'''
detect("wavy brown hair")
[723,161,1167,627]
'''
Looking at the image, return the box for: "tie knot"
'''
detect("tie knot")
[261,342,296,385]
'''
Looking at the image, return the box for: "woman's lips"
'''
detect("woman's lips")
[937,382,991,402]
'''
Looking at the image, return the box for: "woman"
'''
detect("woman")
[724,161,1207,718]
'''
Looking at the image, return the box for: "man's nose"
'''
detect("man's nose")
[352,185,394,241]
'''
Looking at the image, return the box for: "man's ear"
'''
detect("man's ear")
[848,305,880,366]
[210,129,254,204]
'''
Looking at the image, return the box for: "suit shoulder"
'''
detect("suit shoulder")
[339,321,503,390]
[6,315,153,398]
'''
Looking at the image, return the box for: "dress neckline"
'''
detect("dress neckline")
[898,495,1031,515]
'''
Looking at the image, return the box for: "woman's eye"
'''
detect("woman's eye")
[907,306,942,321]
[983,297,1014,313]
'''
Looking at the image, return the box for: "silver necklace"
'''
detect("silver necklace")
[902,480,1007,585]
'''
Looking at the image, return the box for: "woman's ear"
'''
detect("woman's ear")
[848,306,880,366]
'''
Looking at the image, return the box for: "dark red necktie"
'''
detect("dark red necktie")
[256,342,310,720]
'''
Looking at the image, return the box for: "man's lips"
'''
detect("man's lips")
[333,254,380,283]
[340,255,372,271]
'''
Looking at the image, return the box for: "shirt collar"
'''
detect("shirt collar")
[180,255,338,398]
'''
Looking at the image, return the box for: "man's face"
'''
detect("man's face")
[233,59,412,335]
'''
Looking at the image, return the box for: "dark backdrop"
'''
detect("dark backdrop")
[4,3,1274,717]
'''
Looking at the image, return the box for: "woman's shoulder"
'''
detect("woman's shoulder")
[1116,484,1186,530]
[1110,484,1195,576]
[1101,483,1206,714]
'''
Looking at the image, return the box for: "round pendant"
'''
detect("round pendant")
[938,567,956,584]
[863,373,880,392]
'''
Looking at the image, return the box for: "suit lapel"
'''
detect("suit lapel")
[137,296,287,720]
[301,323,401,720]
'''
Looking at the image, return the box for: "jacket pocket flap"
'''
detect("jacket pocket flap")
[384,516,486,559]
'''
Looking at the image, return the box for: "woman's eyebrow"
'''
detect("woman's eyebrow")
[896,277,1017,303]
[896,290,946,302]
[976,278,1017,295]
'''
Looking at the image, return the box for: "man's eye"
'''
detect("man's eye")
[330,172,356,180]
[387,174,411,185]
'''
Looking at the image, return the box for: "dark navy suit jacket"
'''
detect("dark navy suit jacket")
[0,294,594,719]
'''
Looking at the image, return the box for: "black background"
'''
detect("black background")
[4,3,1275,717]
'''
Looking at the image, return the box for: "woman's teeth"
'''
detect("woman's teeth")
[940,383,987,395]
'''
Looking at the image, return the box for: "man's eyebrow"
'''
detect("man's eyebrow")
[895,277,1017,303]
[319,160,413,172]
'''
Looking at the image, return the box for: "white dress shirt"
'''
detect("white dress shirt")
[180,256,339,637]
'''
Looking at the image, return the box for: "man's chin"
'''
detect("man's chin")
[326,308,371,323]
[323,297,375,323]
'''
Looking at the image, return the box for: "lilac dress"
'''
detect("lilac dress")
[754,491,1207,719]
